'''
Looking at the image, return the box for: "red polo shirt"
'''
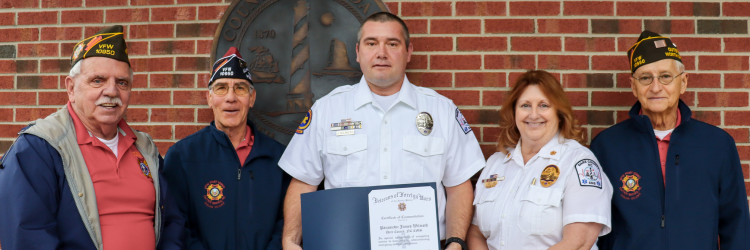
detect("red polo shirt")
[642,109,682,185]
[68,103,156,250]
[235,125,254,165]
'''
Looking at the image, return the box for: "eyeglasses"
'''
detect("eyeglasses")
[632,72,685,85]
[210,82,253,96]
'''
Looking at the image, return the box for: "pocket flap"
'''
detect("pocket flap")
[473,188,501,205]
[327,135,367,155]
[402,136,444,156]
[522,185,563,207]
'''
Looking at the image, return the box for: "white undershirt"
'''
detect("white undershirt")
[653,129,674,140]
[96,135,119,156]
[372,91,400,111]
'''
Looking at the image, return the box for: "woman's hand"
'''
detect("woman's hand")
[548,222,602,250]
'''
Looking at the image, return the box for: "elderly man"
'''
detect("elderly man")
[591,30,750,250]
[280,12,484,250]
[0,25,183,250]
[162,47,289,249]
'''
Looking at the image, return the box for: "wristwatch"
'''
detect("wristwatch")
[444,237,467,250]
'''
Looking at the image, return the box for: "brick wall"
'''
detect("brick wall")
[0,1,749,188]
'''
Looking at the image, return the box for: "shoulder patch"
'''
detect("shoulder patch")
[295,109,312,134]
[575,159,602,189]
[455,108,472,134]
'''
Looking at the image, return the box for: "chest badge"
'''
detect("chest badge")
[204,180,226,208]
[540,165,560,188]
[620,171,642,200]
[482,174,504,188]
[331,118,362,136]
[137,158,152,179]
[415,112,433,136]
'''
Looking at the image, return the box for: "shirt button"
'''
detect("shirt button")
[501,241,505,246]
[384,120,388,124]
[383,175,388,179]
[78,193,83,197]
[343,147,347,151]
[424,148,428,153]
[384,148,388,152]
[502,214,506,218]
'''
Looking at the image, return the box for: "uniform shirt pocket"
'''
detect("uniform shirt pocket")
[402,136,444,182]
[517,185,563,235]
[473,187,502,237]
[327,135,368,182]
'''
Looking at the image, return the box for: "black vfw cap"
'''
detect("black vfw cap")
[627,30,682,74]
[208,47,253,88]
[70,25,130,66]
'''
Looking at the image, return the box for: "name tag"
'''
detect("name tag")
[336,130,355,136]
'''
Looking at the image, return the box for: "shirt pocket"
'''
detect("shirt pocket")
[327,135,368,182]
[473,187,502,236]
[402,136,444,182]
[517,185,563,236]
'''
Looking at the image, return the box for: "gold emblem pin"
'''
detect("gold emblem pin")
[550,151,557,155]
[482,174,500,188]
[540,165,560,188]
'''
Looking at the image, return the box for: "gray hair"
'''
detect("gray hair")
[675,60,685,72]
[357,12,410,48]
[69,59,134,80]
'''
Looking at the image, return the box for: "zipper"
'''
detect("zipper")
[238,168,241,180]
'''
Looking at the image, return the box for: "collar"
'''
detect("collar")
[629,99,691,133]
[67,102,135,145]
[353,76,418,111]
[209,117,274,159]
[506,133,564,167]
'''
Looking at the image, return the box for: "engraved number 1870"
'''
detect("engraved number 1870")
[255,30,276,38]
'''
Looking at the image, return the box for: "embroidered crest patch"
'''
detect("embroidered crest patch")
[620,171,641,200]
[575,159,602,189]
[455,108,472,134]
[204,180,226,208]
[296,109,312,134]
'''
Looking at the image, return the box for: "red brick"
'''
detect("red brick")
[538,19,588,33]
[681,56,696,70]
[0,92,36,105]
[61,10,103,24]
[0,125,27,138]
[176,125,204,139]
[566,91,588,107]
[405,72,451,88]
[671,2,720,16]
[197,40,213,54]
[0,13,15,26]
[565,37,615,52]
[155,142,174,156]
[670,37,720,52]
[404,20,428,34]
[564,1,613,16]
[538,55,588,70]
[0,28,39,42]
[151,7,196,22]
[406,55,427,70]
[40,59,70,73]
[508,72,561,87]
[725,74,750,88]
[617,2,666,16]
[402,2,452,16]
[480,144,495,160]
[15,108,57,122]
[174,91,207,105]
[592,55,628,70]
[726,111,750,126]
[18,12,57,25]
[131,74,148,89]
[743,164,750,179]
[197,108,213,123]
[124,108,148,122]
[16,60,38,73]
[486,19,534,33]
[509,1,560,16]
[130,91,171,105]
[17,44,59,58]
[0,108,12,121]
[617,37,638,52]
[41,0,80,7]
[592,19,642,34]
[0,76,13,89]
[697,92,748,107]
[150,74,195,88]
[592,91,636,106]
[17,75,58,89]
[130,24,174,39]
[563,73,614,88]
[127,41,148,56]
[431,55,481,70]
[457,37,507,51]
[151,108,194,122]
[177,0,220,3]
[699,56,749,71]
[485,55,535,69]
[456,72,506,87]
[682,91,696,106]
[0,61,16,74]
[644,20,695,34]
[511,37,561,51]
[457,2,506,16]
[3,0,39,8]
[130,125,171,140]
[84,26,111,37]
[175,23,216,38]
[435,90,480,106]
[386,2,399,14]
[130,58,174,72]
[198,5,227,20]
[725,128,749,143]
[723,3,750,17]
[431,19,481,34]
[41,27,82,41]
[131,0,173,5]
[86,0,126,6]
[481,126,500,143]
[483,91,505,106]
[175,57,210,71]
[106,9,149,23]
[688,73,721,88]
[411,37,453,52]
[693,110,720,126]
[38,92,68,105]
[724,38,750,52]
[151,41,196,55]
[670,20,695,34]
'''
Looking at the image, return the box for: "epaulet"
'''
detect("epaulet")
[413,85,440,97]
[326,84,355,96]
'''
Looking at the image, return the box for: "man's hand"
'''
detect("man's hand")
[445,242,462,250]
[282,178,318,250]
[282,240,303,250]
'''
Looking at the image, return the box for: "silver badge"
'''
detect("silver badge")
[415,112,433,136]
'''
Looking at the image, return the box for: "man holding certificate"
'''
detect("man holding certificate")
[279,12,485,250]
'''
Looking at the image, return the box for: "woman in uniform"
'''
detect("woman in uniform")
[466,70,613,250]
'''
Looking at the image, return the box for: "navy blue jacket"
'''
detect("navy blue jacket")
[0,131,184,250]
[591,100,750,250]
[162,120,290,250]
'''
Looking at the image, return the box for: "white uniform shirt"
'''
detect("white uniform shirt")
[472,135,612,250]
[279,76,486,239]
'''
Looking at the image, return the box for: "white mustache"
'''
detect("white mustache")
[95,97,123,106]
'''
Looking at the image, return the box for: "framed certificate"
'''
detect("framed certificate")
[301,183,440,250]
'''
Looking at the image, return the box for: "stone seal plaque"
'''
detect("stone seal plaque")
[212,0,389,145]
